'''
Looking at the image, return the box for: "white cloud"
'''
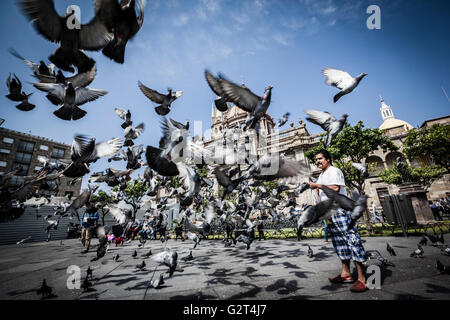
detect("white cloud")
[273,33,291,46]
[173,13,190,27]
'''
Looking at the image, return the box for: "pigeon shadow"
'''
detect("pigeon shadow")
[169,291,217,300]
[289,270,313,279]
[265,279,301,295]
[425,282,450,295]
[395,293,432,300]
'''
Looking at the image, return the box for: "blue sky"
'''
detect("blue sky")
[0,0,449,189]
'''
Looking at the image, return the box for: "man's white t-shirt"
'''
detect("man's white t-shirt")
[316,166,347,201]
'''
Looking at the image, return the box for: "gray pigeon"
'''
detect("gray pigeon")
[297,199,338,235]
[215,73,273,131]
[33,82,108,120]
[138,81,183,116]
[410,244,424,258]
[150,273,165,289]
[124,123,145,147]
[276,112,290,128]
[114,108,132,129]
[322,68,367,103]
[236,234,254,250]
[320,186,368,229]
[307,245,314,258]
[305,109,348,149]
[352,163,369,180]
[204,70,231,112]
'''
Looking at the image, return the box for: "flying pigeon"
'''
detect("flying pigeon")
[322,68,367,103]
[138,81,183,116]
[152,249,178,277]
[216,73,273,131]
[114,108,132,129]
[320,186,368,229]
[8,48,55,77]
[352,163,369,180]
[276,112,291,128]
[305,109,348,149]
[94,0,145,63]
[124,123,145,147]
[33,82,108,120]
[6,74,28,102]
[15,93,36,112]
[204,70,231,112]
[19,0,113,73]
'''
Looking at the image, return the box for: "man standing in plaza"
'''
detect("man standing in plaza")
[80,202,99,254]
[308,150,368,293]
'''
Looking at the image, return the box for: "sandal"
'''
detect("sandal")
[329,275,354,284]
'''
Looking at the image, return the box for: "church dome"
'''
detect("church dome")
[378,97,413,133]
[379,118,413,131]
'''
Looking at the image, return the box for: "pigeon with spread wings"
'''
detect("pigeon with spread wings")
[19,0,113,73]
[305,109,348,149]
[322,68,367,103]
[94,0,145,63]
[138,81,183,116]
[63,135,122,178]
[33,82,108,120]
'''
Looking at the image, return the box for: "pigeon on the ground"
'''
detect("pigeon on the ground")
[142,249,152,258]
[138,81,183,116]
[386,242,396,256]
[113,254,120,262]
[132,250,137,258]
[365,250,395,267]
[441,246,450,256]
[150,273,165,289]
[236,234,253,250]
[410,244,424,258]
[307,245,314,258]
[33,82,108,120]
[94,0,145,63]
[435,260,450,275]
[182,251,194,262]
[322,68,367,103]
[136,260,146,270]
[305,109,348,149]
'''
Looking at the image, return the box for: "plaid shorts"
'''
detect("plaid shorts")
[329,209,366,263]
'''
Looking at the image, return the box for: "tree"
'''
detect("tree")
[402,124,450,171]
[91,190,116,225]
[114,179,148,218]
[306,121,398,232]
[379,164,446,190]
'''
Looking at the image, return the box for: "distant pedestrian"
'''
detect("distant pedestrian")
[323,219,329,243]
[80,202,99,253]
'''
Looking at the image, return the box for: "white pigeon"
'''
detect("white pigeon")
[322,68,367,103]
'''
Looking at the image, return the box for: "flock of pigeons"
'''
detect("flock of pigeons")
[2,0,449,299]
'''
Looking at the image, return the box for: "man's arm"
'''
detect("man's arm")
[308,182,340,192]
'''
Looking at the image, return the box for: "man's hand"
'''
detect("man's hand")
[308,182,321,190]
